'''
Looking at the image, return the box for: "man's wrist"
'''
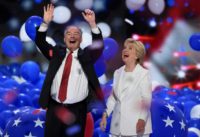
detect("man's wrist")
[89,22,97,29]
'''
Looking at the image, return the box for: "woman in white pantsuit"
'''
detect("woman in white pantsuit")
[100,38,152,137]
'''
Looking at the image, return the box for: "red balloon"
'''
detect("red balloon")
[84,112,94,137]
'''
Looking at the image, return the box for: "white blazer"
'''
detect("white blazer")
[106,64,152,136]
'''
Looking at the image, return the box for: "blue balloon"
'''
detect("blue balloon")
[188,131,198,137]
[0,127,3,136]
[20,61,40,83]
[0,110,15,124]
[8,63,21,76]
[91,109,104,122]
[0,99,8,112]
[18,82,35,94]
[25,16,43,40]
[2,79,19,89]
[14,93,33,107]
[94,56,106,77]
[189,33,200,51]
[28,88,41,97]
[0,115,6,130]
[183,101,197,121]
[101,80,113,99]
[33,73,46,89]
[93,127,109,137]
[3,108,46,137]
[187,119,200,129]
[150,99,188,137]
[103,38,119,60]
[32,94,40,108]
[1,35,23,57]
[0,65,11,77]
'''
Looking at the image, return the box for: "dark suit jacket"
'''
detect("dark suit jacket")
[35,27,106,111]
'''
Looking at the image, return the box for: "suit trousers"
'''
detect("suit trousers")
[44,98,87,137]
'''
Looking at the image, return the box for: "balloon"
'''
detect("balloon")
[32,94,40,108]
[103,38,119,60]
[190,104,200,119]
[94,56,106,77]
[0,127,3,136]
[28,88,41,98]
[0,99,8,112]
[3,108,46,137]
[0,65,12,78]
[84,113,94,137]
[14,93,33,107]
[0,110,15,124]
[150,99,187,137]
[8,63,21,76]
[125,0,146,11]
[93,127,109,137]
[19,23,31,42]
[1,35,23,57]
[33,73,45,89]
[25,16,43,40]
[183,101,197,121]
[20,61,40,83]
[97,22,111,38]
[80,32,92,49]
[187,119,200,129]
[91,109,104,122]
[74,0,93,11]
[0,114,6,130]
[53,6,71,24]
[148,0,165,15]
[2,79,19,89]
[189,33,200,51]
[18,82,35,94]
[188,128,199,137]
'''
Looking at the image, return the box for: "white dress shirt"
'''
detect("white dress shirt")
[38,23,100,104]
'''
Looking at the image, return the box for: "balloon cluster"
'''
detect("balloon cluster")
[152,86,200,137]
[0,61,45,135]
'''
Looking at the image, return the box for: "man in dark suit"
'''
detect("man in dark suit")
[35,4,105,137]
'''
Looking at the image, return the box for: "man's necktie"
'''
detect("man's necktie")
[58,52,73,102]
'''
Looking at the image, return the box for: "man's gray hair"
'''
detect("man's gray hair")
[64,25,83,36]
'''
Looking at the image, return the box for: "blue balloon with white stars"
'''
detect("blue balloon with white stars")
[150,99,188,137]
[3,108,46,137]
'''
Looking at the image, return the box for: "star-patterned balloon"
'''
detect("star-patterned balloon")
[150,99,188,137]
[3,108,46,137]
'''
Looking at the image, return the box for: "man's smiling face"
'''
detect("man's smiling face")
[64,26,82,51]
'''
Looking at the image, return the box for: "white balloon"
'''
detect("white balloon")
[97,22,111,38]
[125,0,146,11]
[80,32,92,49]
[98,74,107,84]
[46,37,56,47]
[190,104,200,119]
[74,0,93,11]
[19,23,31,42]
[75,21,91,33]
[53,6,71,24]
[148,0,165,15]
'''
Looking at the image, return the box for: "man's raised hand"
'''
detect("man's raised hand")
[82,9,97,28]
[43,4,54,24]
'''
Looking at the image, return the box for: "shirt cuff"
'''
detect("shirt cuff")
[91,27,100,34]
[38,23,48,32]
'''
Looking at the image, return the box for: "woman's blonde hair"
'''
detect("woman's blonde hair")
[124,38,146,65]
